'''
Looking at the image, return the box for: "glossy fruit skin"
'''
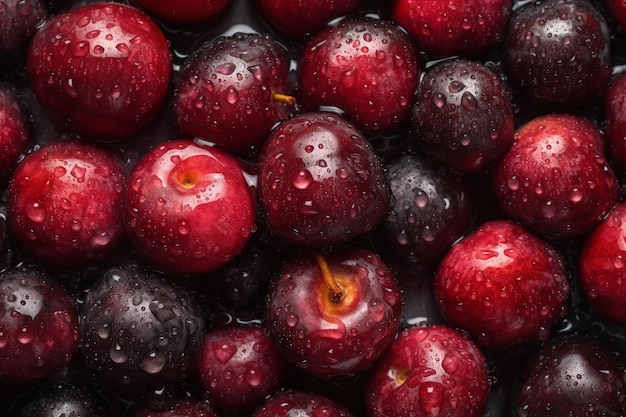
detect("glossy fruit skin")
[252,390,354,417]
[0,268,79,384]
[509,335,626,417]
[258,112,391,246]
[392,0,511,58]
[0,0,47,67]
[604,71,626,167]
[365,325,490,417]
[433,220,570,349]
[196,323,286,414]
[13,383,108,417]
[265,248,402,379]
[493,113,619,240]
[26,2,172,140]
[79,263,205,397]
[504,0,611,105]
[174,32,292,156]
[298,16,420,136]
[607,0,626,34]
[579,202,626,326]
[375,154,474,269]
[8,139,127,268]
[411,59,515,173]
[132,399,218,417]
[132,0,231,25]
[124,139,255,276]
[0,84,30,182]
[253,0,362,38]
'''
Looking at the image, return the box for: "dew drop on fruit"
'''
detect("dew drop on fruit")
[212,341,237,364]
[291,169,313,190]
[26,202,45,223]
[341,69,357,88]
[461,91,478,111]
[17,325,33,344]
[225,86,239,104]
[432,93,446,108]
[216,62,236,75]
[139,350,167,374]
[418,381,445,413]
[90,232,111,247]
[541,201,557,219]
[0,331,6,348]
[245,368,263,387]
[109,343,129,364]
[286,313,299,327]
[442,353,459,374]
[568,188,583,203]
[97,323,110,339]
[448,81,465,93]
[368,299,385,322]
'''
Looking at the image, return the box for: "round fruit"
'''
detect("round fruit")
[132,0,231,25]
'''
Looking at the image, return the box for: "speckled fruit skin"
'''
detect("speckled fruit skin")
[196,323,286,414]
[258,112,391,246]
[509,335,626,417]
[26,2,171,140]
[433,220,570,350]
[411,59,515,173]
[124,139,255,276]
[79,263,205,397]
[265,248,402,380]
[579,202,626,327]
[174,32,293,156]
[0,268,79,384]
[7,140,127,268]
[365,325,490,417]
[504,0,611,105]
[252,390,355,417]
[131,0,231,25]
[14,383,108,417]
[298,16,420,135]
[392,0,511,58]
[253,0,362,38]
[492,113,619,240]
[0,84,29,182]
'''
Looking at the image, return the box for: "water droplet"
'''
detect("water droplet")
[212,341,237,364]
[97,323,110,339]
[245,368,263,387]
[461,91,478,111]
[91,232,111,247]
[26,202,45,223]
[291,169,313,190]
[215,62,236,75]
[109,343,128,363]
[139,351,166,374]
[448,80,465,93]
[286,313,299,327]
[442,354,459,374]
[418,382,445,414]
[17,326,33,344]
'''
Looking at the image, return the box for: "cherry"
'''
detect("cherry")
[492,113,619,240]
[504,0,612,106]
[11,382,108,417]
[410,59,515,173]
[374,153,474,269]
[7,139,127,268]
[509,334,626,417]
[258,111,391,246]
[131,0,232,25]
[297,15,420,136]
[0,0,47,67]
[0,267,80,384]
[392,0,511,58]
[0,83,30,183]
[173,32,294,157]
[132,399,219,417]
[196,323,287,415]
[604,71,626,168]
[252,389,354,417]
[365,324,490,417]
[79,263,205,399]
[433,219,570,349]
[26,2,172,140]
[265,247,401,380]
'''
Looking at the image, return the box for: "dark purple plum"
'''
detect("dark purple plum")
[509,334,626,417]
[79,263,205,400]
[132,399,219,417]
[504,0,611,106]
[252,390,354,417]
[0,0,47,67]
[375,153,474,269]
[12,382,108,417]
[173,32,294,157]
[411,59,514,173]
[0,83,29,183]
[258,111,391,246]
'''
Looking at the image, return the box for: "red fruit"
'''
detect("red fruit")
[298,16,420,136]
[196,323,286,414]
[26,2,172,140]
[7,139,127,268]
[132,399,218,417]
[607,0,626,34]
[0,84,30,182]
[492,113,619,240]
[365,325,490,417]
[124,139,255,276]
[132,0,231,25]
[265,248,402,379]
[411,59,515,173]
[253,0,362,38]
[0,268,80,384]
[433,220,570,349]
[392,0,511,58]
[174,32,294,156]
[604,71,626,167]
[509,335,626,417]
[0,0,47,66]
[258,112,391,246]
[252,390,354,417]
[579,202,626,326]
[504,0,611,105]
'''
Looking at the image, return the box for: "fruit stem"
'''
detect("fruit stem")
[312,251,343,303]
[273,92,297,105]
